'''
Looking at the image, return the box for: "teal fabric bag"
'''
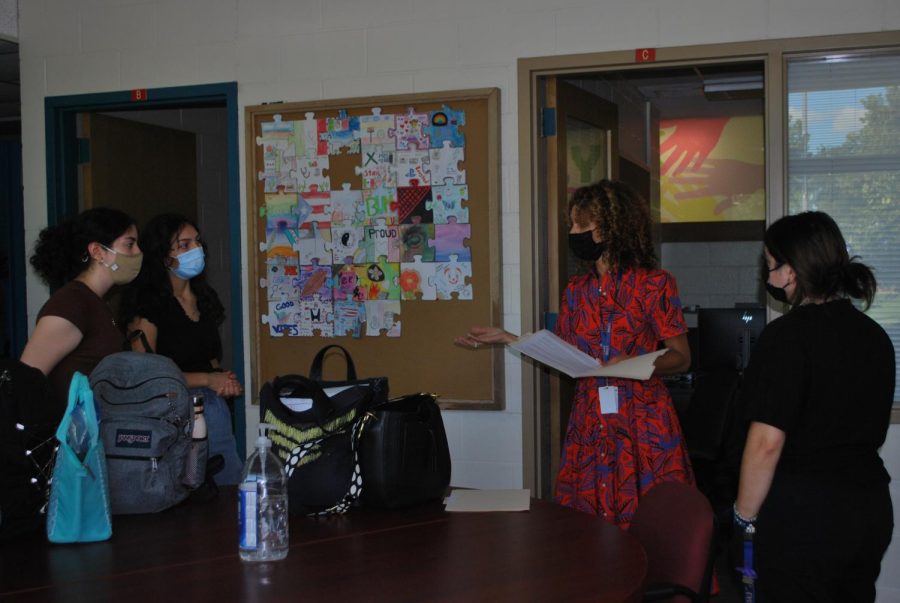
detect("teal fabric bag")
[46,372,112,543]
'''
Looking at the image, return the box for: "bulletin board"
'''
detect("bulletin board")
[245,88,504,410]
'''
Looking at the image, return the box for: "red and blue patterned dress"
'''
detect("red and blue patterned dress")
[554,266,694,527]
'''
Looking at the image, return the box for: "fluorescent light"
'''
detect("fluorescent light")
[703,75,763,93]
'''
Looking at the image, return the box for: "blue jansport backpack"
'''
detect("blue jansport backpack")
[89,352,194,514]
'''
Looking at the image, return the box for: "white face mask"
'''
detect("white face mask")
[100,245,143,285]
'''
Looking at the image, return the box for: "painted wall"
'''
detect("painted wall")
[15,1,900,598]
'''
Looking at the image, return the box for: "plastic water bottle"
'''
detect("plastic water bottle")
[239,423,288,561]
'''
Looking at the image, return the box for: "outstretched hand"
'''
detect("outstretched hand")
[454,326,518,350]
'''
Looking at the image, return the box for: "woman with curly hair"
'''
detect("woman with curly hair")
[119,214,243,484]
[457,180,693,526]
[21,208,142,411]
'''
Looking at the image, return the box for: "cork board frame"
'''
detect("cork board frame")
[245,88,503,410]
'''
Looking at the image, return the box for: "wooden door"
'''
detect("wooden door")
[78,113,198,226]
[542,78,619,496]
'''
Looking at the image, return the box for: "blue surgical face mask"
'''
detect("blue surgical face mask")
[170,246,205,280]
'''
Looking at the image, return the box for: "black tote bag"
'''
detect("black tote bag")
[259,346,386,515]
[359,393,451,509]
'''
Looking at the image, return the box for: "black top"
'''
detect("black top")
[137,293,222,373]
[741,299,895,483]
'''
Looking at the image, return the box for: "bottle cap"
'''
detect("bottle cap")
[257,423,275,449]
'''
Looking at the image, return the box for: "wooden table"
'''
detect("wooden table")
[0,489,647,602]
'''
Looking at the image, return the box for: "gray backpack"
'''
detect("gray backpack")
[89,352,197,514]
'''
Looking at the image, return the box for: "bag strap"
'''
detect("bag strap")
[270,373,341,430]
[126,329,154,354]
[309,345,358,383]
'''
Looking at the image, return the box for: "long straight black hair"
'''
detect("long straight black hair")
[765,211,877,309]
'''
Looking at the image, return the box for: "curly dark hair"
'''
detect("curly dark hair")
[118,213,225,328]
[30,207,136,289]
[765,211,877,309]
[567,180,657,270]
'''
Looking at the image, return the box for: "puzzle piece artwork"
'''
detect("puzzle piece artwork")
[334,300,366,338]
[364,300,401,337]
[355,144,397,189]
[262,299,302,337]
[264,255,301,302]
[355,259,400,300]
[294,112,328,159]
[264,192,301,224]
[396,186,433,224]
[299,189,331,228]
[431,221,471,262]
[297,260,332,301]
[427,105,465,148]
[362,187,398,224]
[330,183,365,226]
[331,225,365,264]
[359,108,395,146]
[259,104,472,337]
[297,299,334,337]
[398,222,435,262]
[428,142,466,185]
[259,114,293,142]
[400,256,437,300]
[432,255,473,300]
[295,222,332,265]
[263,221,299,260]
[259,143,297,194]
[257,116,299,194]
[291,157,330,192]
[392,107,430,151]
[396,148,431,187]
[361,219,400,263]
[430,184,469,224]
[320,112,361,155]
[333,263,363,301]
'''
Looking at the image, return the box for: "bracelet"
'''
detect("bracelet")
[733,503,757,531]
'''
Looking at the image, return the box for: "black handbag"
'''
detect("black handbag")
[359,393,451,509]
[259,346,387,516]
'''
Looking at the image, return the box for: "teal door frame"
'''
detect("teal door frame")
[44,82,246,457]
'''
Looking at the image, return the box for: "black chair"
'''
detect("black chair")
[628,481,717,603]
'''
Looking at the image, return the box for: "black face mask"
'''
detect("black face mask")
[765,282,790,304]
[568,231,606,262]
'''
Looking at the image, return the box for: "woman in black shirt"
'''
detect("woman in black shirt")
[735,211,894,602]
[120,214,243,485]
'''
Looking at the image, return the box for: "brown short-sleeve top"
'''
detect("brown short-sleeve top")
[37,280,125,407]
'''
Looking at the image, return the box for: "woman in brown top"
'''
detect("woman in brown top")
[20,208,142,412]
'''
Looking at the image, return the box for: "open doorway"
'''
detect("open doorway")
[44,83,245,456]
[532,61,766,498]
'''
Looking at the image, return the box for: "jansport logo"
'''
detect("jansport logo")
[116,429,152,448]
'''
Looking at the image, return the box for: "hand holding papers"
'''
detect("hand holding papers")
[508,330,667,380]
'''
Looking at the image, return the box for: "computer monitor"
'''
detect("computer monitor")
[698,307,766,371]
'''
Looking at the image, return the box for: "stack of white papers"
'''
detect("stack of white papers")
[508,330,667,380]
[444,489,531,512]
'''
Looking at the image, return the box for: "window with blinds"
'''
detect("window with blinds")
[787,50,900,402]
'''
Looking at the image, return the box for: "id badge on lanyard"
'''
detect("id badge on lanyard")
[598,271,619,414]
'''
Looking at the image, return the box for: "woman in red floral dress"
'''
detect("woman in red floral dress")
[458,180,694,527]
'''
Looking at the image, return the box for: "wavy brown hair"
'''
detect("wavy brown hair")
[567,179,657,270]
